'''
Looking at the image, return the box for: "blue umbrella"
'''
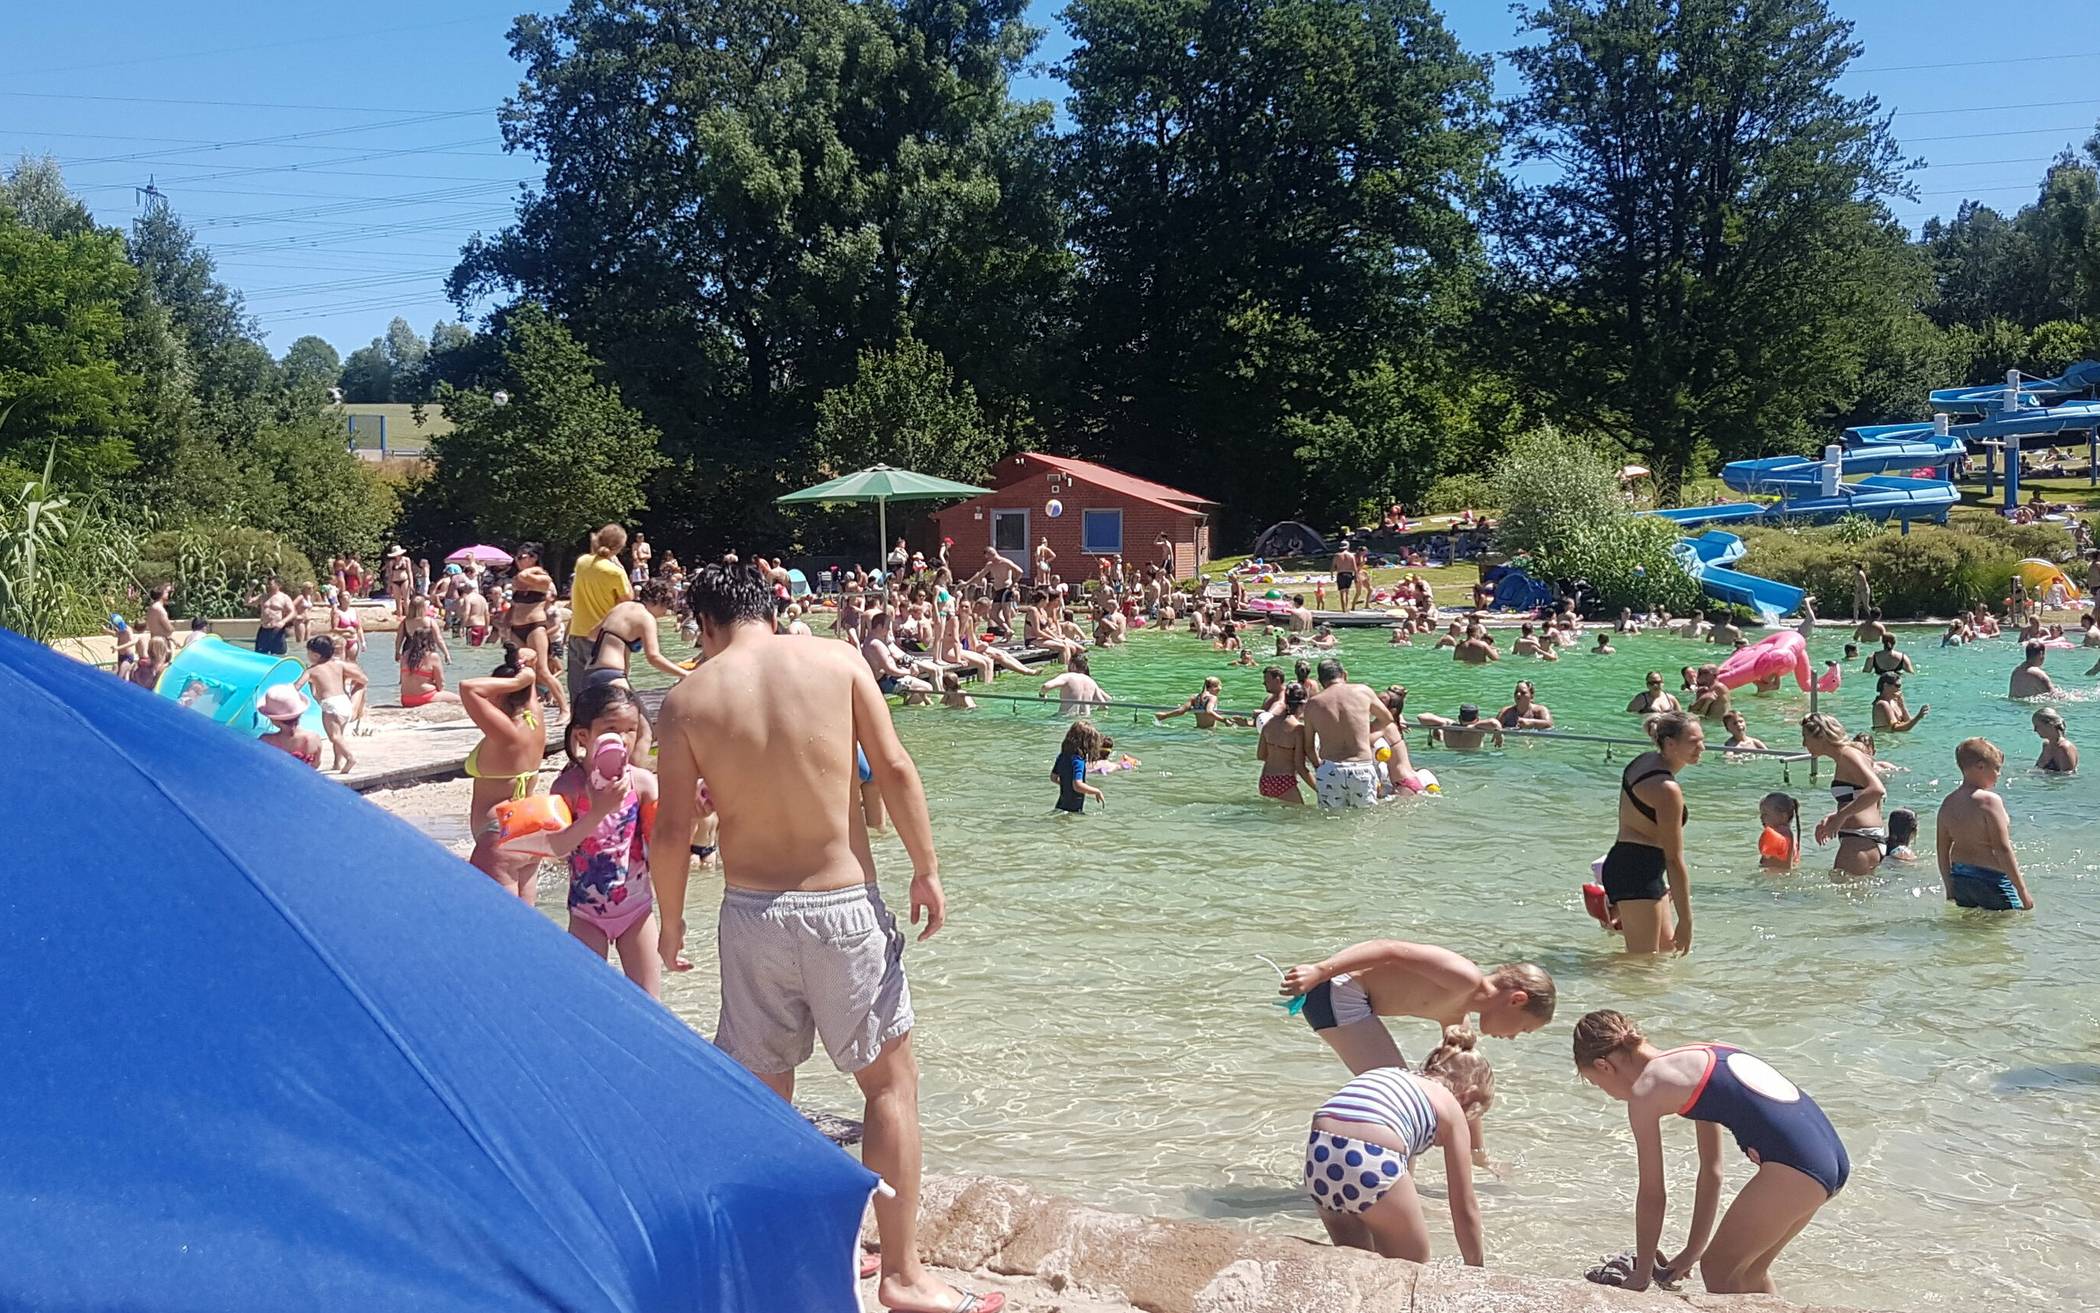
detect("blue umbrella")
[0,627,872,1312]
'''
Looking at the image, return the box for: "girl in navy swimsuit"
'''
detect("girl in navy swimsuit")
[1574,1009,1848,1297]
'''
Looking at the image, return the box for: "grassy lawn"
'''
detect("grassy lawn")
[1951,475,2100,515]
[337,402,452,454]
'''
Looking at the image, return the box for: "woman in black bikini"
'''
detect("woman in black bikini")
[506,542,567,716]
[1799,713,1885,876]
[1601,711,1702,955]
[584,580,687,689]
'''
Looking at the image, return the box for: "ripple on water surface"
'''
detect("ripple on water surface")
[482,625,2095,1312]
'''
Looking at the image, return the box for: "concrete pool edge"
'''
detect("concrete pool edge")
[877,1174,1875,1313]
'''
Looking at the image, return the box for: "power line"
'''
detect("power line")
[0,90,495,115]
[6,126,504,159]
[51,112,493,167]
[1859,49,2100,74]
[25,13,516,77]
[1893,97,2100,118]
[1904,124,2098,144]
[69,170,536,191]
[52,140,506,184]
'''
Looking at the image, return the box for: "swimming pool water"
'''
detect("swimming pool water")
[521,624,2095,1311]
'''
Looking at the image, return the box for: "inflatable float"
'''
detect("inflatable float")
[1713,629,1840,693]
[2015,558,2082,602]
[156,635,323,738]
[494,793,573,857]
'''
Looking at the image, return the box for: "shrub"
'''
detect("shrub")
[1736,523,2036,618]
[0,465,143,641]
[1420,472,1495,516]
[1491,426,1698,614]
[137,524,316,619]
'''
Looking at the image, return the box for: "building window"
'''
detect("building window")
[1081,508,1123,555]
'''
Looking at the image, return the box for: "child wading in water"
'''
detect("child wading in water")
[1935,737,2034,911]
[546,683,662,994]
[1757,793,1800,870]
[1304,1027,1492,1265]
[1573,1009,1849,1296]
[1052,720,1107,813]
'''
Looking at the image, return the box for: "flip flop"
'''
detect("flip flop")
[881,1291,1006,1313]
[859,1255,879,1280]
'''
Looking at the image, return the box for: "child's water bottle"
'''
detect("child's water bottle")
[588,733,629,790]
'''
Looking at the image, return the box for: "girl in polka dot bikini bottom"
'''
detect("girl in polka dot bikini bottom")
[1304,1026,1493,1265]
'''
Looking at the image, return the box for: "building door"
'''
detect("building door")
[991,509,1029,573]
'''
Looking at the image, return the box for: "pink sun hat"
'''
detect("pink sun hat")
[256,686,310,723]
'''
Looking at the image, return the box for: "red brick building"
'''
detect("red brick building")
[931,452,1219,581]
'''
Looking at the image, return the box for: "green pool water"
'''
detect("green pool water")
[534,624,2096,1310]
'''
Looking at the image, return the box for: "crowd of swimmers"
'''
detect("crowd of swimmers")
[97,525,2100,1308]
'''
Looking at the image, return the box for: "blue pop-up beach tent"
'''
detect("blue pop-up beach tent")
[0,627,873,1312]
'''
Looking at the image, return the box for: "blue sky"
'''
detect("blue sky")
[9,1,2098,356]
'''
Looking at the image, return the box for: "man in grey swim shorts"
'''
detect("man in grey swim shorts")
[1303,657,1399,809]
[651,564,1000,1313]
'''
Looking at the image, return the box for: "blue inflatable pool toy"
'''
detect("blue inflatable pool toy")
[156,635,323,738]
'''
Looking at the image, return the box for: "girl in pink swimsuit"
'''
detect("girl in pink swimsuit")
[545,683,661,996]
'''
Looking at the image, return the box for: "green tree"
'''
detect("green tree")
[1490,426,1697,612]
[813,336,1004,484]
[0,154,95,238]
[280,335,342,394]
[424,304,664,547]
[1061,0,1493,528]
[338,343,394,403]
[126,205,274,426]
[1494,0,1917,497]
[0,211,139,483]
[451,0,1068,551]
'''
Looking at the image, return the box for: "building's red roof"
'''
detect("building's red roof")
[1007,452,1218,515]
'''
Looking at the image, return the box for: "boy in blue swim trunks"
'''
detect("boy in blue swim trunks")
[1935,737,2035,911]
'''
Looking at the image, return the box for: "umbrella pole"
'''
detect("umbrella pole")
[878,497,888,572]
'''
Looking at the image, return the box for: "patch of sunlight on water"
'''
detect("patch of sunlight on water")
[475,622,2096,1311]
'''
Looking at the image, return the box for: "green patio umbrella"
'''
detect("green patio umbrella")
[775,464,990,567]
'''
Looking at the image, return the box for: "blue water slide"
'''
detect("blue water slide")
[1756,474,1958,524]
[1930,359,2100,413]
[1666,530,1804,623]
[1651,502,1769,526]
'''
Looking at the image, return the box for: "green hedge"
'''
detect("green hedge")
[1736,521,2069,619]
[137,525,317,620]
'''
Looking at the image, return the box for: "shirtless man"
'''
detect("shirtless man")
[1851,563,1871,622]
[1279,940,1555,1078]
[1688,666,1732,719]
[1256,665,1289,723]
[1040,651,1110,716]
[1625,671,1680,714]
[1331,543,1359,613]
[649,565,993,1313]
[1453,626,1499,665]
[1034,537,1055,581]
[1512,623,1550,657]
[140,583,176,685]
[2009,641,2056,698]
[1935,737,2034,911]
[1303,658,1396,809]
[1288,594,1314,633]
[1863,633,1915,677]
[860,612,935,698]
[1415,704,1505,751]
[1708,614,1743,647]
[460,585,492,646]
[248,576,295,655]
[968,546,1024,605]
[1852,607,1888,646]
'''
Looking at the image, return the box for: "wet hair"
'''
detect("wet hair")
[565,682,642,763]
[515,541,543,566]
[1572,1008,1645,1068]
[637,579,676,608]
[1887,807,1918,849]
[189,617,208,631]
[2033,706,2066,731]
[1760,791,1802,853]
[1954,736,2004,772]
[1201,675,1222,691]
[1294,659,1312,682]
[401,625,440,670]
[1880,634,1897,648]
[2024,640,2046,661]
[305,634,335,660]
[1644,710,1696,746]
[1876,673,1902,694]
[1316,657,1344,686]
[592,523,629,557]
[1422,1026,1495,1119]
[1869,607,1883,621]
[1284,684,1307,712]
[1059,720,1106,758]
[1800,711,1848,745]
[687,563,775,629]
[490,642,534,714]
[1487,963,1556,1021]
[941,671,963,693]
[1068,651,1090,675]
[1262,664,1284,682]
[1514,680,1535,698]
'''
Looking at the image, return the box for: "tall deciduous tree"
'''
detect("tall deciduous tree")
[1060,0,1493,527]
[0,211,139,482]
[422,304,664,548]
[450,0,1068,551]
[1494,0,1917,496]
[813,335,1004,483]
[280,335,342,395]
